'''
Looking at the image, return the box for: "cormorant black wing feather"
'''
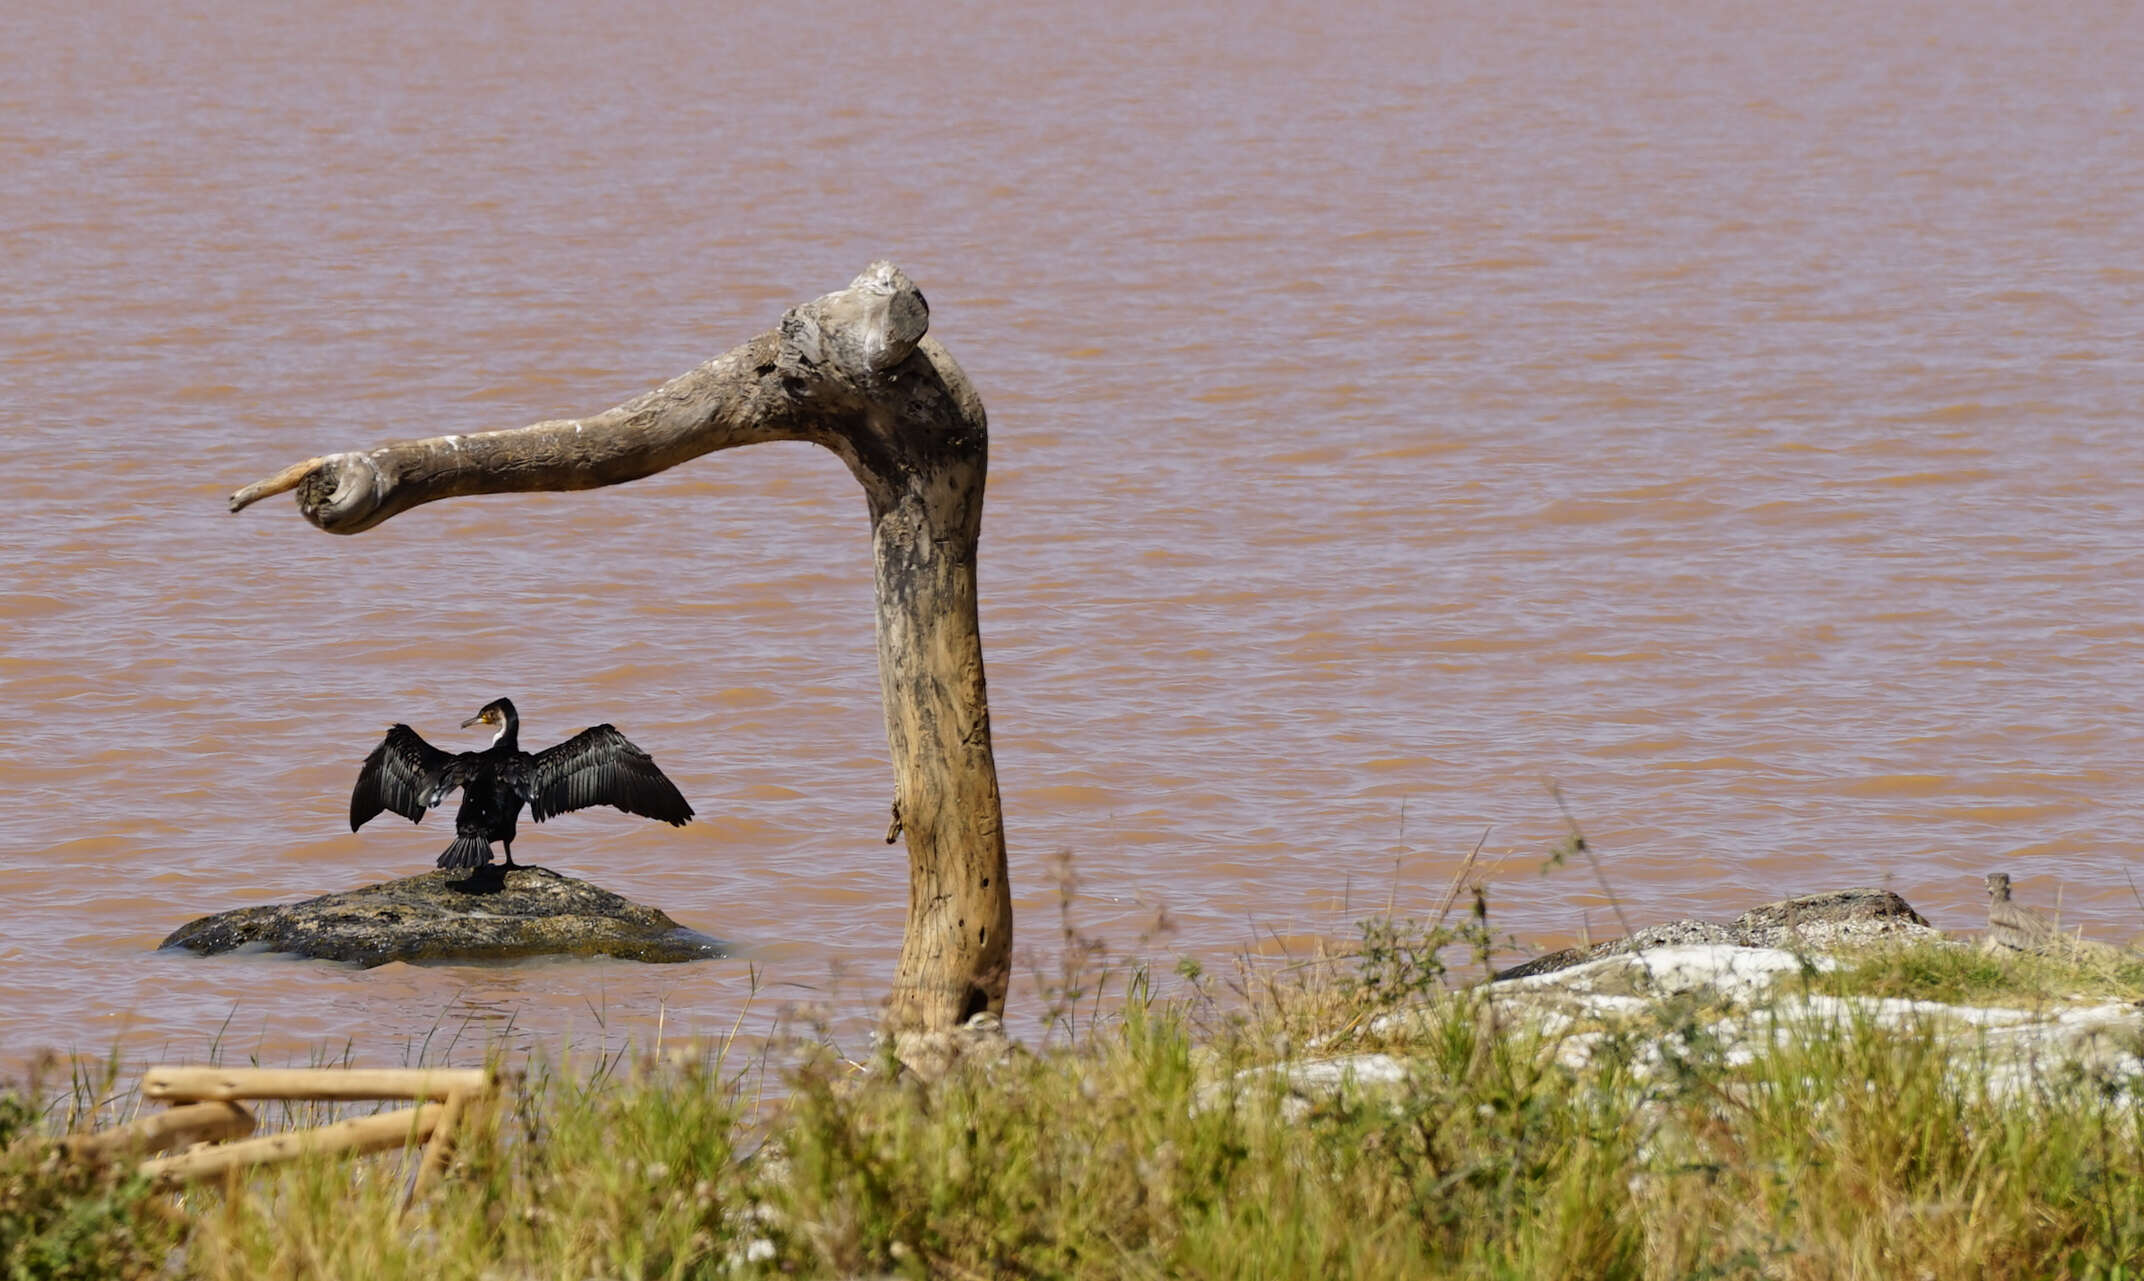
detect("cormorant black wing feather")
[528,725,694,826]
[350,724,453,830]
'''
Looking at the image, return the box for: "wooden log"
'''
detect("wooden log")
[229,263,1014,1048]
[137,1103,443,1186]
[143,1066,491,1103]
[61,1101,257,1163]
[405,1088,470,1208]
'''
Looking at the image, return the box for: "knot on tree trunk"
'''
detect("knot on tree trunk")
[778,261,930,388]
[227,450,387,534]
[297,451,388,532]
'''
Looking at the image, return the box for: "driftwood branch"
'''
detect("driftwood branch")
[226,334,804,533]
[232,263,1012,1045]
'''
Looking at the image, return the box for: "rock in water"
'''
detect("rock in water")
[1492,888,1937,982]
[158,866,725,967]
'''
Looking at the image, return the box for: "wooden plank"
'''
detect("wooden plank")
[138,1103,443,1185]
[61,1101,256,1162]
[142,1066,491,1102]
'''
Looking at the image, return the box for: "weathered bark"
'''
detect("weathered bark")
[230,263,1012,1044]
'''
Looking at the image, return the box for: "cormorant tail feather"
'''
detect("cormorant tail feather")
[437,835,492,871]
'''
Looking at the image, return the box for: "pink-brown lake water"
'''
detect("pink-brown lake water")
[4,0,2141,1069]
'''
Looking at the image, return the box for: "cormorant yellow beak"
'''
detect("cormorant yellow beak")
[462,711,489,728]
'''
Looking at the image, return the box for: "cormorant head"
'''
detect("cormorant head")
[462,697,520,744]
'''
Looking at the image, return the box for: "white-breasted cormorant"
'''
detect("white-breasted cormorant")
[349,697,694,870]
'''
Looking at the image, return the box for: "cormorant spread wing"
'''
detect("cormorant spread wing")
[527,724,694,826]
[350,724,454,829]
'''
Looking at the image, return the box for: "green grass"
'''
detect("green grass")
[7,927,2144,1279]
[1822,939,2144,1008]
[1,1082,181,1281]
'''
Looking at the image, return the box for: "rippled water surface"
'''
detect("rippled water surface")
[4,0,2142,1067]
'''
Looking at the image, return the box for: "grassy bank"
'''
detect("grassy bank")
[7,922,2144,1280]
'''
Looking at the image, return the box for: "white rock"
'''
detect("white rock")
[1501,944,1828,1003]
[1197,1053,1416,1122]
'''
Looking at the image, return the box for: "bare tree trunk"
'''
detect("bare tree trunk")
[231,263,1012,1048]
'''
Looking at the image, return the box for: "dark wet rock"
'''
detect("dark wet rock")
[1491,947,1592,982]
[1731,888,1930,941]
[1493,888,1937,982]
[158,865,725,967]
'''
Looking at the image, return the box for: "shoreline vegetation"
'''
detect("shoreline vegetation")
[9,879,2144,1279]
